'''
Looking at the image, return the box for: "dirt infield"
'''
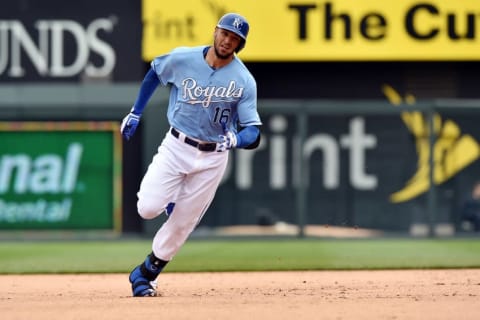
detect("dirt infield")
[1,269,479,320]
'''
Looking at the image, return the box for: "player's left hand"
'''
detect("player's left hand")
[217,131,237,152]
[121,112,141,140]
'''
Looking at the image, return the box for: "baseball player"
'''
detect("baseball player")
[121,13,262,297]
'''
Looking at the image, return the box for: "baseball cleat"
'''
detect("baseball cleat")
[130,278,158,297]
[137,287,157,297]
[129,265,158,297]
[150,279,158,290]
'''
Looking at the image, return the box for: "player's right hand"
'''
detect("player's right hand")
[121,112,141,140]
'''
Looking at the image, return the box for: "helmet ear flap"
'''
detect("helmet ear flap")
[235,40,246,53]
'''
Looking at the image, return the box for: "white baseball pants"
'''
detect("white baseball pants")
[136,129,229,261]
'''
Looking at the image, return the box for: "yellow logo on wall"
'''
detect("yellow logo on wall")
[142,0,227,61]
[383,85,480,203]
[142,0,480,61]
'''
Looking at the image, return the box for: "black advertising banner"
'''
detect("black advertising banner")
[208,110,480,232]
[0,0,142,82]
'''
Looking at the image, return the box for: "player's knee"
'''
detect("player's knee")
[136,192,172,219]
[137,200,163,220]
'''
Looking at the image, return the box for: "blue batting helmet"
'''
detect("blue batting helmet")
[216,13,249,52]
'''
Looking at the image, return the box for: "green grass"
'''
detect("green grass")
[0,238,479,274]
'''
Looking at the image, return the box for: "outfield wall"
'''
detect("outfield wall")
[208,100,480,237]
[1,85,480,237]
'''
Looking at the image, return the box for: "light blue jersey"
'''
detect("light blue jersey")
[151,46,261,142]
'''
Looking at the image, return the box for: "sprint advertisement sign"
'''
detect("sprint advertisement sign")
[206,98,480,231]
[142,0,480,61]
[0,122,122,230]
[383,86,480,203]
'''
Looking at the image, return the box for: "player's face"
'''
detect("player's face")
[213,28,242,59]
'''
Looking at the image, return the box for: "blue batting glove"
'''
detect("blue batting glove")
[121,112,141,140]
[216,131,237,152]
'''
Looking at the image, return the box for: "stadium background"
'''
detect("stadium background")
[1,1,480,319]
[1,0,480,238]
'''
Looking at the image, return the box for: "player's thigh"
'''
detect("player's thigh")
[176,153,229,215]
[137,149,185,217]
